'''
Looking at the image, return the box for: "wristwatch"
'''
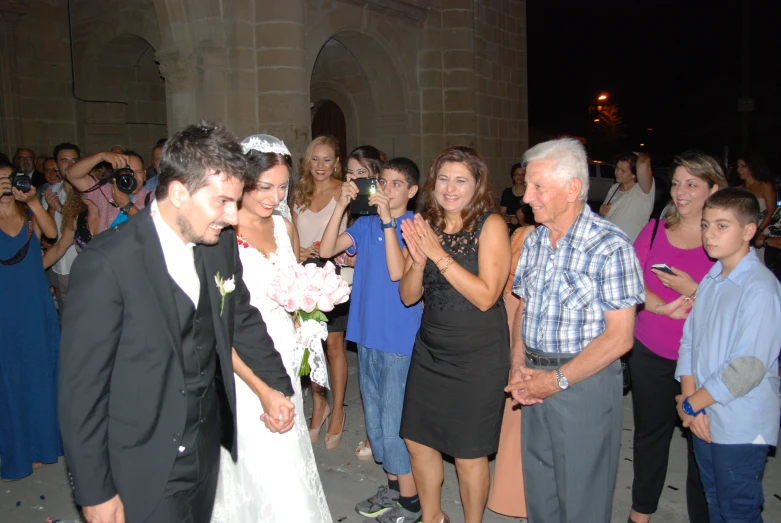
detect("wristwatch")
[380,217,397,230]
[555,368,570,390]
[119,202,134,215]
[682,397,705,416]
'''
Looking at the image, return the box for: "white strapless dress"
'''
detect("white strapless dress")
[211,215,332,523]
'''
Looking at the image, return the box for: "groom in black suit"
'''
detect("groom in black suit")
[59,121,295,523]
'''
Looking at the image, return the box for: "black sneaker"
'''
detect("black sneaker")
[355,485,399,518]
[364,503,422,523]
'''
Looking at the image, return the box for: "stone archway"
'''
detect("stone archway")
[309,31,411,160]
[80,33,167,156]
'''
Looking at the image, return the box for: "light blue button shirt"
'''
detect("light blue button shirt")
[676,249,781,445]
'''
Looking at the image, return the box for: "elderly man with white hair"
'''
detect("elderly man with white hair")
[506,137,645,522]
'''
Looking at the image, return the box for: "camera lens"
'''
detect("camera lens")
[12,175,31,193]
[113,168,138,194]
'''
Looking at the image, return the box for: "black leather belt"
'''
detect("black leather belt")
[525,349,576,367]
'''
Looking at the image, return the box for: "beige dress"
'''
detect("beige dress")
[487,226,531,517]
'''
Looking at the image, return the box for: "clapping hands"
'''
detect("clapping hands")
[400,214,447,267]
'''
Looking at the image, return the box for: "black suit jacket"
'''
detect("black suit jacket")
[58,206,293,521]
[30,169,46,188]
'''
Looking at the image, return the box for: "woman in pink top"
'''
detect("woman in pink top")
[627,151,726,523]
[292,135,349,449]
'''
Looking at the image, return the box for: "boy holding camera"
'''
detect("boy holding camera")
[675,188,781,522]
[319,158,422,522]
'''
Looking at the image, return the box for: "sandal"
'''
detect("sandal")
[355,440,373,461]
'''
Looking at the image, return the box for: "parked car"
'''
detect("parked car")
[587,160,615,205]
[587,160,670,217]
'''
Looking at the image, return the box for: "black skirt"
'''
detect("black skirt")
[400,303,511,458]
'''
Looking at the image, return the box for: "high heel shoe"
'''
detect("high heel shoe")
[308,403,331,443]
[324,408,346,449]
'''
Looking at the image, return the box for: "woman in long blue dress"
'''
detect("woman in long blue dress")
[0,160,61,480]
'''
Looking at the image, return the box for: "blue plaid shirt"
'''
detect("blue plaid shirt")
[513,205,645,354]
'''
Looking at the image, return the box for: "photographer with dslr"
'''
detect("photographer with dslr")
[63,150,151,235]
[0,158,61,481]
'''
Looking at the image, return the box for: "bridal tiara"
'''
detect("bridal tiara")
[241,134,292,156]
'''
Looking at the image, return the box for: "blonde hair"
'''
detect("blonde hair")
[292,135,342,211]
[665,150,727,229]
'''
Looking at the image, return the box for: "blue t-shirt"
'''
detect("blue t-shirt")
[344,212,422,355]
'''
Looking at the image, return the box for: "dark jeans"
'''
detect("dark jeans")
[693,437,769,523]
[627,338,709,521]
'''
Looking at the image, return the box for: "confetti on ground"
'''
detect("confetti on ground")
[346,462,351,466]
[41,494,46,500]
[624,457,632,462]
[337,517,347,522]
[16,501,21,506]
[667,485,679,491]
[774,494,781,501]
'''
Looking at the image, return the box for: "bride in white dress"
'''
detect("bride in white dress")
[211,135,332,523]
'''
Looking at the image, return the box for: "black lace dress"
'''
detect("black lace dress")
[400,213,510,458]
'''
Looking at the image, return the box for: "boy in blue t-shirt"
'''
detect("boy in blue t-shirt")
[320,158,422,523]
[675,188,781,522]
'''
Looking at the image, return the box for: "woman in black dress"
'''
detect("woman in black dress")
[499,163,534,229]
[399,147,511,523]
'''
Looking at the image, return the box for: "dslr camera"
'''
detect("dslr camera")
[9,171,32,193]
[92,166,138,195]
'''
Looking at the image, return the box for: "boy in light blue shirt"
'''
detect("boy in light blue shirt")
[319,158,422,523]
[675,187,781,522]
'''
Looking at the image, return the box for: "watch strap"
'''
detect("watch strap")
[380,218,396,229]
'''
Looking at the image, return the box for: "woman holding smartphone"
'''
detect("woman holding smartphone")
[626,151,726,523]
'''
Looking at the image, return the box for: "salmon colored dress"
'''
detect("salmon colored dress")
[487,226,532,517]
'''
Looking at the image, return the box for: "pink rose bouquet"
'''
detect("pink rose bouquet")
[267,261,351,386]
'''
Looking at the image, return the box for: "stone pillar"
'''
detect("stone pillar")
[441,0,477,148]
[0,4,26,155]
[157,51,197,135]
[255,0,310,156]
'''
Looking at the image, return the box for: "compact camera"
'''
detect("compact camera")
[9,171,32,193]
[350,178,379,215]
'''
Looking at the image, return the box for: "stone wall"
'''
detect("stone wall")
[3,0,78,160]
[1,0,527,192]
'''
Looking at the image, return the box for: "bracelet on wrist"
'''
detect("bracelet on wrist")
[435,255,451,267]
[439,257,454,275]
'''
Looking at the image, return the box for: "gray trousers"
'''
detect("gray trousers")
[522,358,623,523]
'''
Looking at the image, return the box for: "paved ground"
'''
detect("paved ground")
[3,349,781,522]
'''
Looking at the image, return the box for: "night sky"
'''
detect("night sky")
[526,0,780,167]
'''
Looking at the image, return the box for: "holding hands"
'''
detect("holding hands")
[258,389,296,434]
[505,364,557,405]
[675,394,711,443]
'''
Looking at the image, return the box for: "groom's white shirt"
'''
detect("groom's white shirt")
[150,199,200,307]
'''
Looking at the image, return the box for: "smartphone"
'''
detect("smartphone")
[651,263,676,275]
[350,178,379,215]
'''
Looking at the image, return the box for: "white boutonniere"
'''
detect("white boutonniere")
[214,272,235,316]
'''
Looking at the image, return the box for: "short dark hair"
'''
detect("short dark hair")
[704,187,760,227]
[616,153,638,175]
[154,138,167,148]
[53,143,81,162]
[509,162,522,181]
[123,150,145,168]
[383,157,420,187]
[0,158,14,171]
[14,147,34,158]
[244,150,293,193]
[155,120,248,200]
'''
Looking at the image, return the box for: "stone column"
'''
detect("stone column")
[255,0,310,156]
[0,3,27,155]
[157,50,197,134]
